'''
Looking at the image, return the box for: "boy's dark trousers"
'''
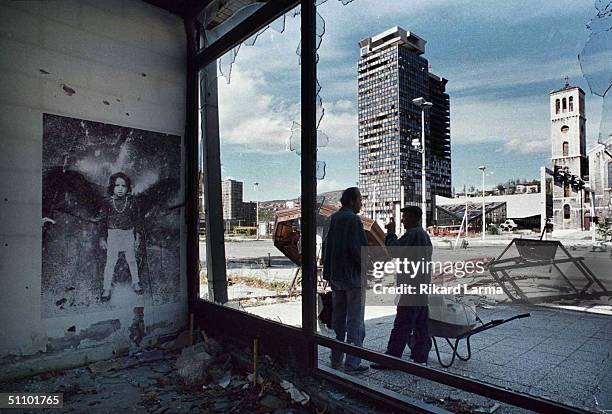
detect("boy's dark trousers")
[385,305,431,363]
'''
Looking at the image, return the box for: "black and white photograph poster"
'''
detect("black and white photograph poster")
[41,113,182,317]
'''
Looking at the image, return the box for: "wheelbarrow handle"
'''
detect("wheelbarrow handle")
[503,313,531,324]
[490,313,531,326]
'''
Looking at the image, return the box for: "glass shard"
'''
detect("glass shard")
[244,26,268,47]
[295,11,326,63]
[243,14,286,47]
[288,121,301,154]
[218,45,240,84]
[579,30,612,97]
[316,161,326,180]
[287,122,331,155]
[270,14,287,33]
[579,0,612,147]
[316,11,325,50]
[599,96,612,145]
[316,93,325,128]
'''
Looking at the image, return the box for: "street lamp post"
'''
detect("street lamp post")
[478,165,486,240]
[253,182,260,240]
[412,97,433,229]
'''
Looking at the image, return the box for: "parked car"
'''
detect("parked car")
[500,219,518,231]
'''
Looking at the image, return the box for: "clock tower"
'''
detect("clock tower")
[550,79,587,230]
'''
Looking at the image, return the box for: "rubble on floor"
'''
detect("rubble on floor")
[0,329,395,414]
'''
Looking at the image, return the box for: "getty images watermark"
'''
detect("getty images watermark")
[362,246,504,304]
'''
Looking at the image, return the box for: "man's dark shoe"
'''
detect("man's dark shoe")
[344,364,369,374]
[101,289,111,302]
[331,362,343,370]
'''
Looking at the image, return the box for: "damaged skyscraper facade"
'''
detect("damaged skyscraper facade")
[358,27,451,226]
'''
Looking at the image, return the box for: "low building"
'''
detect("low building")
[241,201,257,227]
[436,192,543,230]
[436,201,506,228]
[515,181,541,194]
[222,179,243,221]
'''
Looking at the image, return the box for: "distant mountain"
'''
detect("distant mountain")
[260,189,344,208]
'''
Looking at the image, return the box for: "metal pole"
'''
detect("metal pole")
[184,16,200,304]
[301,0,317,373]
[590,190,596,242]
[400,184,405,234]
[421,109,427,229]
[254,182,260,239]
[200,35,228,304]
[482,169,486,240]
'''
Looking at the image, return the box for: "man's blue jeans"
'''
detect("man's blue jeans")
[331,287,365,369]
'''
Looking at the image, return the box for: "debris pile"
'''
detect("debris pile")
[1,327,401,413]
[169,330,313,413]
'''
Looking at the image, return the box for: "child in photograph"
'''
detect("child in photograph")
[100,172,143,301]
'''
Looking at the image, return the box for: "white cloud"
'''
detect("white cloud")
[318,100,358,150]
[321,0,591,27]
[451,92,602,147]
[218,68,299,153]
[500,138,549,154]
[445,56,584,95]
[451,95,547,145]
[217,65,359,154]
[317,178,346,193]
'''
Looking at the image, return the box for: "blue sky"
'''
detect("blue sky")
[213,0,604,201]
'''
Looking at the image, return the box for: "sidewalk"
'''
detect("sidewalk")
[317,303,612,413]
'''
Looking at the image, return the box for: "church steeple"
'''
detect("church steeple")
[550,79,588,229]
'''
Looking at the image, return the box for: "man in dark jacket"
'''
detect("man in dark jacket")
[372,205,433,367]
[323,187,369,373]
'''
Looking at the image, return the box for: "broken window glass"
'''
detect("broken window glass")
[579,0,612,146]
[244,13,286,46]
[217,44,240,83]
[316,161,326,180]
[287,121,331,155]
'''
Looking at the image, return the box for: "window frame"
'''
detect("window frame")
[186,2,587,412]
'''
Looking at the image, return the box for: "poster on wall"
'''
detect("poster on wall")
[41,113,182,318]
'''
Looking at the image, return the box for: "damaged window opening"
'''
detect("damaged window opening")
[199,6,306,327]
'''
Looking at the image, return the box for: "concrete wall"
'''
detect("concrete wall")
[0,0,187,379]
[589,144,612,219]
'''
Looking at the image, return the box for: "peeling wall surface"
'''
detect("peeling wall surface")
[0,0,187,380]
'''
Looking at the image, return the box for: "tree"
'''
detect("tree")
[597,221,612,240]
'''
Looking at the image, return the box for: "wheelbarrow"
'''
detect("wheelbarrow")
[428,295,530,368]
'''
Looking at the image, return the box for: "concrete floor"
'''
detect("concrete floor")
[245,301,612,412]
[316,303,612,413]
